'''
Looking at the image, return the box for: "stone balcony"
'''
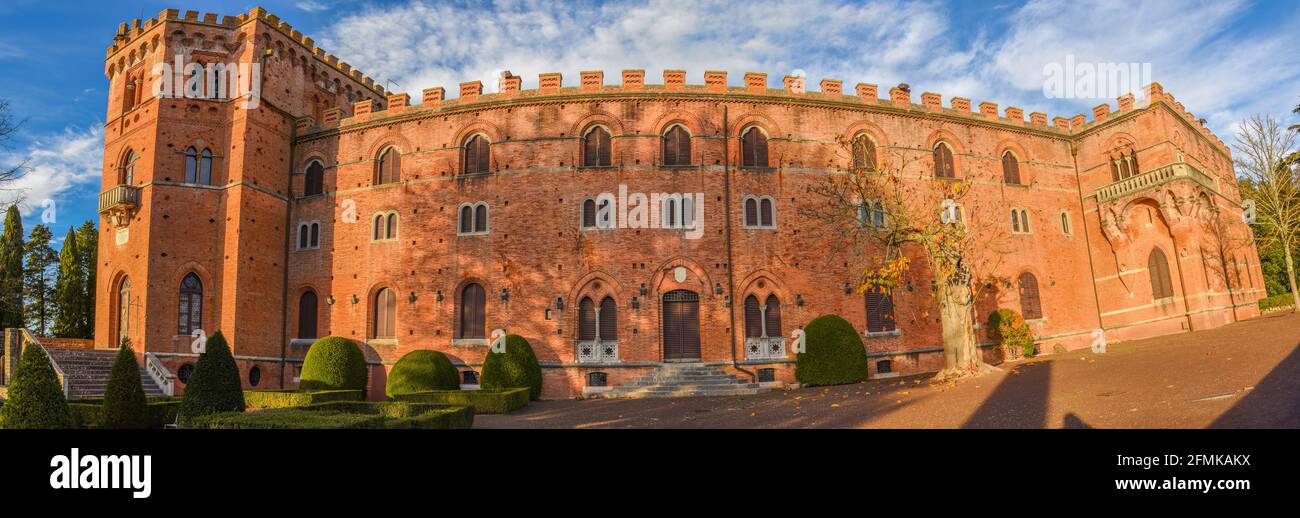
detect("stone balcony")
[98,184,141,227]
[1095,162,1218,203]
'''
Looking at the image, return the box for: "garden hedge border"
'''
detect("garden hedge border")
[390,388,530,414]
[243,389,365,409]
[68,397,182,429]
[186,401,474,429]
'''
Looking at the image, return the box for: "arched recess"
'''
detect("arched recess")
[925,128,965,179]
[365,131,413,162]
[452,277,493,340]
[169,262,215,336]
[651,109,710,137]
[569,110,627,139]
[994,139,1031,185]
[648,256,714,297]
[451,121,505,151]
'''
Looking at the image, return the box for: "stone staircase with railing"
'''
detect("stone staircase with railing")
[598,363,767,399]
[44,348,165,400]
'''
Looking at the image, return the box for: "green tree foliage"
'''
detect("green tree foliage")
[100,345,149,428]
[299,336,369,394]
[23,224,57,335]
[987,308,1036,358]
[0,205,24,329]
[386,350,460,398]
[481,334,543,400]
[76,220,97,338]
[177,331,245,423]
[795,315,870,386]
[0,344,74,429]
[52,227,86,338]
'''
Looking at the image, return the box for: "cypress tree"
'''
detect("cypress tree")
[100,344,149,429]
[52,227,85,338]
[0,205,23,329]
[23,224,57,335]
[177,331,245,425]
[75,220,97,338]
[0,343,74,429]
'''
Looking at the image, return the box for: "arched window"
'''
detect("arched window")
[743,294,782,338]
[582,199,598,229]
[199,148,213,185]
[373,287,396,339]
[373,214,384,240]
[298,291,318,339]
[864,286,895,333]
[121,150,137,185]
[583,126,612,167]
[744,198,758,226]
[1002,151,1020,185]
[375,147,400,185]
[741,126,768,168]
[463,134,491,174]
[386,213,398,239]
[1011,208,1031,234]
[178,273,202,335]
[459,205,474,234]
[304,161,324,196]
[760,198,774,227]
[117,277,131,345]
[578,297,597,341]
[1148,248,1174,300]
[662,125,691,166]
[1018,272,1042,320]
[852,134,877,171]
[310,222,320,248]
[744,197,775,229]
[933,142,955,179]
[764,294,782,338]
[458,283,487,339]
[373,213,397,240]
[298,224,310,250]
[184,147,198,183]
[744,295,763,338]
[599,296,618,341]
[474,204,488,233]
[871,201,885,228]
[1060,212,1072,235]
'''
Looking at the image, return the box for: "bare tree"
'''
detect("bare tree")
[1234,113,1299,312]
[0,99,28,191]
[802,137,1013,380]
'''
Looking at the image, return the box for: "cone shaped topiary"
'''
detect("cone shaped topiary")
[386,350,460,398]
[100,344,149,428]
[300,336,369,395]
[481,334,542,400]
[795,314,870,386]
[178,331,245,424]
[0,344,74,429]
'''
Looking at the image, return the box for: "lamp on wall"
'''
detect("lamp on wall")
[639,283,648,296]
[350,294,359,305]
[408,292,418,303]
[713,283,723,295]
[843,282,852,294]
[435,290,444,302]
[795,294,805,306]
[500,288,510,301]
[326,295,336,305]
[555,297,564,310]
[630,297,640,310]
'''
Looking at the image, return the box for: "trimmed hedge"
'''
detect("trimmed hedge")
[391,387,530,414]
[1259,292,1296,312]
[69,398,181,429]
[481,334,543,400]
[795,314,870,386]
[243,389,364,409]
[187,401,474,429]
[178,331,245,424]
[300,336,369,395]
[101,345,149,428]
[386,350,460,398]
[988,308,1035,358]
[0,344,74,429]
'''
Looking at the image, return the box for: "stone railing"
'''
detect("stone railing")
[97,184,141,213]
[1096,162,1217,202]
[576,340,619,364]
[744,336,787,360]
[145,351,176,396]
[2,329,68,394]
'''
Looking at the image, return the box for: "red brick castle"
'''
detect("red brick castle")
[96,7,1264,398]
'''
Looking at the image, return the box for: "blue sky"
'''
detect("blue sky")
[1,0,1298,248]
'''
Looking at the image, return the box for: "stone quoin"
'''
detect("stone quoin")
[95,7,1264,398]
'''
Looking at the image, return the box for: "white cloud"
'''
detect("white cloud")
[296,1,331,13]
[0,124,105,218]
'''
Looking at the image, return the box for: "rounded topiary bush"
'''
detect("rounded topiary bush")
[0,344,74,429]
[300,336,369,394]
[988,308,1035,359]
[178,331,246,424]
[481,334,542,400]
[386,350,460,398]
[796,314,870,386]
[101,345,149,429]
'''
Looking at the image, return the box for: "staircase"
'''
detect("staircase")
[44,348,165,400]
[599,363,766,399]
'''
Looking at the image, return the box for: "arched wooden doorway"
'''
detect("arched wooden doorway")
[662,290,701,361]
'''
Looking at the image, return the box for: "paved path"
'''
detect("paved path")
[478,312,1300,428]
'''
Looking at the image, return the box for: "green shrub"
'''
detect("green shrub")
[795,315,870,386]
[386,350,460,398]
[392,387,530,414]
[69,397,181,429]
[243,389,363,409]
[988,309,1035,358]
[299,336,369,395]
[100,345,149,428]
[481,334,543,400]
[187,401,474,429]
[1259,292,1295,312]
[0,345,74,429]
[177,331,245,424]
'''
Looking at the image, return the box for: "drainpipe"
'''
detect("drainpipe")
[278,120,297,389]
[1070,141,1106,333]
[722,106,755,382]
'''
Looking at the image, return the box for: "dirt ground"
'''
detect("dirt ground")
[477,312,1300,428]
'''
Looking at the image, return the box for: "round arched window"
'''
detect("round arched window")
[249,366,262,387]
[177,363,195,384]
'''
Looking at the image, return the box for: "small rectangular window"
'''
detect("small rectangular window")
[587,371,608,387]
[757,368,776,383]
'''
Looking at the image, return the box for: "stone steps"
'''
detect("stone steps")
[598,363,766,399]
[44,347,166,400]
